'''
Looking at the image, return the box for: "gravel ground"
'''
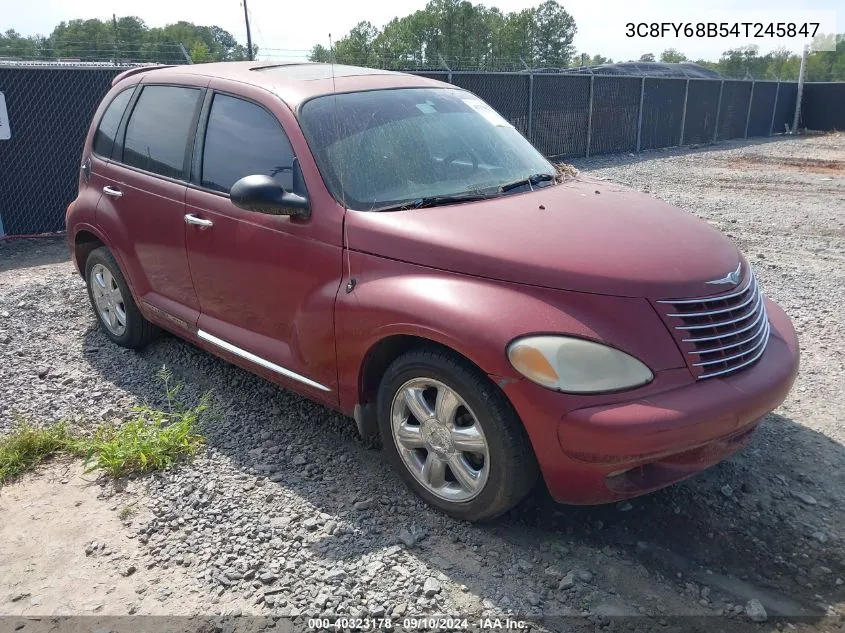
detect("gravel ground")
[0,133,843,631]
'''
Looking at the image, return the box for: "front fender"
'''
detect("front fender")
[335,251,684,413]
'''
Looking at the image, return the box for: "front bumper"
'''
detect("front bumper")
[500,297,799,504]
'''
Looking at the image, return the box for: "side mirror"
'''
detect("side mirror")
[230,175,310,218]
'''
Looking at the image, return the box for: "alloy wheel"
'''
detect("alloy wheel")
[90,263,127,336]
[390,378,490,502]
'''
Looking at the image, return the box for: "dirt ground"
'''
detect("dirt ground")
[1,134,843,632]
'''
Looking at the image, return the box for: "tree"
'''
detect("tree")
[589,54,612,66]
[497,8,534,65]
[805,35,845,81]
[307,44,332,63]
[638,53,655,62]
[0,29,41,58]
[28,17,252,63]
[660,48,687,63]
[312,0,576,70]
[373,14,429,68]
[332,21,379,66]
[190,41,210,63]
[46,19,115,60]
[531,0,576,67]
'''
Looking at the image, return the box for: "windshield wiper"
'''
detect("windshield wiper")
[373,191,495,212]
[498,172,556,193]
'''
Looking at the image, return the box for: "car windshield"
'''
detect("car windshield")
[298,88,556,211]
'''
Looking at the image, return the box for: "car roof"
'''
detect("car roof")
[120,61,452,108]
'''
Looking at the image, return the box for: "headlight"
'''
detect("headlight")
[507,336,653,393]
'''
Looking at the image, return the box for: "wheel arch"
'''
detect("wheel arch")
[73,229,106,279]
[353,332,504,439]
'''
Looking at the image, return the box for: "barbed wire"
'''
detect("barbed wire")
[0,47,810,79]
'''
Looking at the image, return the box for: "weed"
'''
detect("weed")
[0,367,209,485]
[0,422,74,484]
[118,504,138,520]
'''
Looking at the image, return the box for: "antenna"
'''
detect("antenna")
[329,34,354,292]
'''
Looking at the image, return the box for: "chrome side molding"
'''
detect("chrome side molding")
[197,329,331,392]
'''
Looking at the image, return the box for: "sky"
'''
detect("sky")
[7,0,841,62]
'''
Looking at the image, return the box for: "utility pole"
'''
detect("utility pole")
[112,14,119,65]
[792,44,808,134]
[242,0,254,61]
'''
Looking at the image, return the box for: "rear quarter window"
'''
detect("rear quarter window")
[92,88,134,158]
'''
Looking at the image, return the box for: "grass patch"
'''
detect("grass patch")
[118,503,138,520]
[0,422,75,484]
[0,367,208,486]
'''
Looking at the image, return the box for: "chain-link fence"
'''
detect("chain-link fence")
[640,78,686,151]
[530,74,590,158]
[0,64,841,237]
[0,66,125,236]
[800,82,845,133]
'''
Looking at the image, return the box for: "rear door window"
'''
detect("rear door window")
[92,88,134,158]
[200,93,296,194]
[122,85,201,179]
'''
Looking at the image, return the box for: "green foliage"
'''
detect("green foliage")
[118,504,138,520]
[572,53,613,67]
[709,37,845,80]
[0,422,74,484]
[0,29,41,57]
[190,41,210,63]
[80,367,208,477]
[0,368,208,486]
[660,49,687,63]
[0,17,254,63]
[310,0,577,70]
[4,9,844,78]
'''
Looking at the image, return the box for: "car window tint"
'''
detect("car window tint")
[92,88,133,157]
[123,86,201,179]
[201,94,295,194]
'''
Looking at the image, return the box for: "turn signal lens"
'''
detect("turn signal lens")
[508,344,560,389]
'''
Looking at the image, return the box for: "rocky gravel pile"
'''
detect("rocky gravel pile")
[1,134,843,629]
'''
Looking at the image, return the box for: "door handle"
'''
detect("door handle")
[102,185,122,198]
[184,213,214,229]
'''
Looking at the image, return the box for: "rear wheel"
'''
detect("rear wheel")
[85,247,158,349]
[377,348,538,521]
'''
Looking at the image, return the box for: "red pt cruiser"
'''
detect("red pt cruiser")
[66,62,800,521]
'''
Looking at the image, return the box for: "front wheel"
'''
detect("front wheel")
[377,348,539,522]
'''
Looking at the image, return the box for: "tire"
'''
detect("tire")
[377,347,539,522]
[85,247,158,349]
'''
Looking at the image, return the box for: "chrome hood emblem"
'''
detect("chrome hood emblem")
[705,263,742,286]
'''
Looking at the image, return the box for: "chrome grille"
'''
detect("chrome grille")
[657,271,770,379]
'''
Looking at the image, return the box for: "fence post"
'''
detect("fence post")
[713,79,725,142]
[679,78,689,146]
[769,81,781,136]
[585,75,595,157]
[792,44,808,133]
[521,58,534,142]
[527,73,534,141]
[438,54,452,84]
[178,43,193,64]
[744,80,755,138]
[636,77,646,153]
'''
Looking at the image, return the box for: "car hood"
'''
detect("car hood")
[344,177,743,299]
